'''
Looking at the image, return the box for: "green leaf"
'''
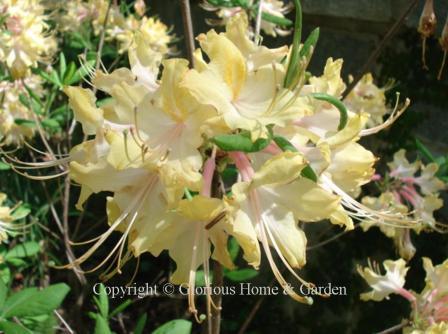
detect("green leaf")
[32,68,62,88]
[310,93,348,130]
[228,237,240,261]
[225,268,259,282]
[0,277,7,310]
[195,270,214,287]
[134,313,148,334]
[0,162,11,171]
[67,59,95,85]
[212,133,271,153]
[95,284,109,319]
[109,299,132,318]
[415,138,435,163]
[41,119,60,131]
[300,165,318,182]
[2,283,70,318]
[11,205,31,220]
[59,52,67,79]
[284,0,302,89]
[261,12,292,26]
[23,85,43,107]
[0,321,32,334]
[0,264,11,285]
[299,27,320,59]
[93,315,112,334]
[5,258,27,267]
[152,319,192,334]
[5,241,40,260]
[14,119,35,128]
[63,62,77,85]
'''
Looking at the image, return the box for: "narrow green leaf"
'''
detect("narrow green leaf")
[11,205,31,220]
[134,313,148,334]
[41,119,60,130]
[14,119,35,128]
[212,134,271,153]
[301,165,318,182]
[415,138,435,163]
[23,85,43,107]
[310,93,348,130]
[299,27,320,59]
[32,68,62,88]
[63,62,77,85]
[5,241,40,260]
[228,237,240,262]
[0,321,32,334]
[261,12,293,26]
[67,59,95,85]
[284,0,302,89]
[0,278,7,310]
[0,162,11,171]
[225,268,259,282]
[18,94,30,108]
[59,52,67,79]
[96,284,109,319]
[153,319,192,334]
[195,270,213,287]
[109,299,132,318]
[94,315,112,334]
[2,283,70,318]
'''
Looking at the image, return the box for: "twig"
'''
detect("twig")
[237,276,276,334]
[211,261,223,334]
[180,0,195,67]
[54,310,75,334]
[376,320,409,334]
[342,0,420,99]
[95,0,113,75]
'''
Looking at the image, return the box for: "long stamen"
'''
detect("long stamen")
[360,95,410,136]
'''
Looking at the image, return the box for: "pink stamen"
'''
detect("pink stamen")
[371,174,382,181]
[399,189,417,207]
[262,142,282,155]
[201,148,216,197]
[392,190,403,204]
[397,287,416,304]
[400,176,416,184]
[229,152,255,182]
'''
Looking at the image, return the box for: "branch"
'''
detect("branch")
[342,0,420,99]
[180,0,195,67]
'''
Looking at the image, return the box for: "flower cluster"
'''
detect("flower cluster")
[358,257,448,333]
[361,149,446,260]
[49,0,172,59]
[202,0,292,37]
[23,12,412,318]
[344,73,389,128]
[0,75,43,145]
[0,193,20,244]
[0,0,57,79]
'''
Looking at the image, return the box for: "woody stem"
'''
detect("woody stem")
[180,0,195,67]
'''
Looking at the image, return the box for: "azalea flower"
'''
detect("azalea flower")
[6,10,418,316]
[0,75,43,145]
[358,258,414,302]
[344,73,388,127]
[202,0,292,37]
[361,149,446,259]
[360,257,448,333]
[0,0,57,78]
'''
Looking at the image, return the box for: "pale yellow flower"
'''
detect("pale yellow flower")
[358,258,411,302]
[0,75,43,145]
[345,73,388,127]
[0,0,57,78]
